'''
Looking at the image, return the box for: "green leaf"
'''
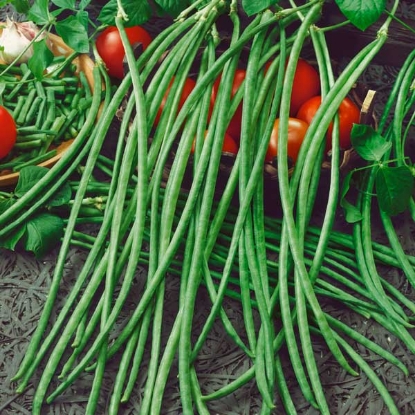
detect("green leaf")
[351,124,391,162]
[76,10,90,31]
[98,0,152,26]
[340,171,362,223]
[334,0,385,31]
[12,0,31,14]
[79,0,92,10]
[0,198,15,215]
[376,165,414,216]
[28,0,52,25]
[55,15,90,53]
[47,182,72,207]
[52,0,75,9]
[242,0,279,16]
[15,165,71,207]
[23,213,64,258]
[50,7,65,18]
[28,39,55,80]
[15,166,48,197]
[155,0,189,16]
[0,225,26,251]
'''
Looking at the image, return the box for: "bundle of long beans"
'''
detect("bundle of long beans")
[2,0,415,413]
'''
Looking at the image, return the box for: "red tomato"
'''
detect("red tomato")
[265,58,320,116]
[96,26,152,79]
[191,131,238,155]
[265,117,309,164]
[289,58,320,116]
[221,132,239,155]
[155,77,196,125]
[210,69,246,141]
[296,96,360,150]
[0,106,17,159]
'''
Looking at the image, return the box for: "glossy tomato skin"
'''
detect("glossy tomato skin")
[211,69,246,141]
[265,58,320,116]
[96,26,152,79]
[265,117,309,164]
[155,77,196,125]
[296,95,360,150]
[289,58,320,116]
[0,106,17,159]
[221,132,238,155]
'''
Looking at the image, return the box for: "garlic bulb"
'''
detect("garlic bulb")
[0,18,47,64]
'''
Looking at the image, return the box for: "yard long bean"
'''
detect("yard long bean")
[6,1,414,413]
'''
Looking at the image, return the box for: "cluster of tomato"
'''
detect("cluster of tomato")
[96,26,361,166]
[265,59,361,165]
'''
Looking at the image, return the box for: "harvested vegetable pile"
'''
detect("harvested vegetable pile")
[0,57,95,174]
[1,0,415,414]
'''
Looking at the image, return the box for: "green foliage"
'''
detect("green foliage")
[1,224,26,251]
[242,0,279,16]
[98,0,152,26]
[351,124,391,162]
[0,197,14,215]
[334,0,386,31]
[0,166,71,258]
[155,0,190,17]
[22,213,65,258]
[376,165,414,216]
[78,0,91,10]
[342,124,415,220]
[11,0,31,13]
[52,0,75,9]
[28,39,54,79]
[26,0,91,54]
[55,14,90,53]
[340,171,362,223]
[28,0,52,25]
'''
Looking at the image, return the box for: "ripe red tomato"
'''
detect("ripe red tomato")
[191,131,238,155]
[289,58,320,116]
[221,132,239,155]
[296,95,360,150]
[264,58,320,116]
[96,26,152,79]
[0,106,17,159]
[265,117,309,164]
[210,69,246,141]
[155,77,196,125]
